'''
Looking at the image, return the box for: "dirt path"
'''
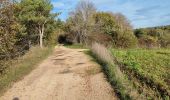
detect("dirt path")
[0,46,117,100]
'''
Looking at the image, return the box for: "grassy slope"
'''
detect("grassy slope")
[87,43,145,100]
[111,49,170,99]
[86,51,138,100]
[0,46,53,95]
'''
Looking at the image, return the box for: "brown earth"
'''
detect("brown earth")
[0,46,117,100]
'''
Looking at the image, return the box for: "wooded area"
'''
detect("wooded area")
[134,25,170,48]
[63,1,137,48]
[0,0,61,74]
[0,0,60,59]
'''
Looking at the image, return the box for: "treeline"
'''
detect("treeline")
[62,1,137,48]
[0,0,60,60]
[60,1,170,49]
[134,25,170,48]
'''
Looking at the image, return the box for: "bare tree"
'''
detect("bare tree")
[68,0,96,44]
[114,13,133,32]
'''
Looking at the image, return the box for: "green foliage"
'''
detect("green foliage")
[111,49,170,98]
[134,25,170,48]
[138,35,158,48]
[0,0,23,56]
[0,0,60,77]
[93,12,137,48]
[16,0,59,46]
[93,12,117,35]
[44,19,63,45]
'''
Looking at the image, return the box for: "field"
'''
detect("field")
[111,49,170,99]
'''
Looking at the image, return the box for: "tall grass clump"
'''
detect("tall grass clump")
[0,46,53,95]
[89,42,144,100]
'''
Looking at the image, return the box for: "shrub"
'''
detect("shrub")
[159,31,170,48]
[138,35,158,48]
[93,12,137,48]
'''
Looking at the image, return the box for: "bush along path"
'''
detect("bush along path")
[0,46,117,100]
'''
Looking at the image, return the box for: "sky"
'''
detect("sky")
[51,0,170,28]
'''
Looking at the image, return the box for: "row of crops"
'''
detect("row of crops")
[111,49,170,99]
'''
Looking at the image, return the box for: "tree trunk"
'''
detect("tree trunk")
[38,24,45,48]
[40,33,43,48]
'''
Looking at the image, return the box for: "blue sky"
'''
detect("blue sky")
[51,0,170,28]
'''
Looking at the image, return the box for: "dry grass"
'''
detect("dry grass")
[89,42,144,100]
[91,42,113,63]
[0,46,53,95]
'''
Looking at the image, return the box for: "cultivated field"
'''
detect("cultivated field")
[111,49,170,99]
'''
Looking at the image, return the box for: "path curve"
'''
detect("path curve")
[0,46,117,100]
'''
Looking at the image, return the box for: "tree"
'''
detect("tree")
[17,0,59,48]
[93,12,117,35]
[114,13,133,32]
[93,12,137,48]
[45,18,64,45]
[65,1,137,48]
[134,28,170,48]
[66,0,96,44]
[0,0,22,58]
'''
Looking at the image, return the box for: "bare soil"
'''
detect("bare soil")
[0,46,117,100]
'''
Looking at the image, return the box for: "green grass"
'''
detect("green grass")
[0,46,53,95]
[111,48,170,99]
[64,44,87,49]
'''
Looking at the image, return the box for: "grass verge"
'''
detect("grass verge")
[0,46,53,95]
[87,43,144,100]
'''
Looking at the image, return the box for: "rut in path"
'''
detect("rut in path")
[0,46,117,100]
